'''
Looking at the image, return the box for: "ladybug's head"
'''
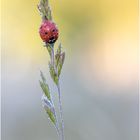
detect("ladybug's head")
[39,20,59,44]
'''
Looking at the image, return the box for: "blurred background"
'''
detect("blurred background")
[1,0,139,140]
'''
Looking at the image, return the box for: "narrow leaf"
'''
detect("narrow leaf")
[42,95,56,124]
[57,43,62,54]
[40,71,46,82]
[61,52,65,66]
[46,109,56,124]
[57,52,65,77]
[49,62,58,85]
[39,71,51,100]
[39,80,51,100]
[55,53,60,67]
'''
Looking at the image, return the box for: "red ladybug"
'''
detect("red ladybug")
[39,20,59,44]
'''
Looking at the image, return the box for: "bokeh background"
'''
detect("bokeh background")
[1,0,139,140]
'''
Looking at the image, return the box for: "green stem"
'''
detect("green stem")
[57,82,65,140]
[50,46,65,140]
[46,45,61,140]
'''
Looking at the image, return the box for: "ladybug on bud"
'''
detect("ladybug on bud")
[39,20,59,44]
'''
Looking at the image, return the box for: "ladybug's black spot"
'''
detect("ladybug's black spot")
[45,32,48,34]
[49,37,54,40]
[48,37,56,44]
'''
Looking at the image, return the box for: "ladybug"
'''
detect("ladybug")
[39,20,59,44]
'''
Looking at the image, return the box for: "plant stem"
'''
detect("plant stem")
[45,45,61,140]
[57,82,65,140]
[50,46,65,140]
